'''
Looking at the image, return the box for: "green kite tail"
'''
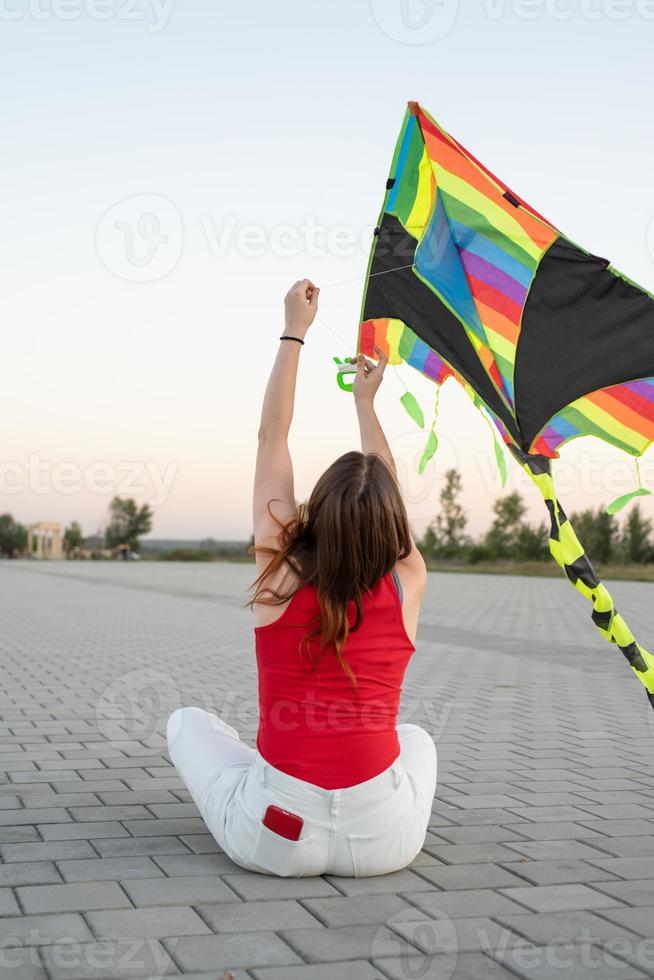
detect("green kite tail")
[512,447,654,707]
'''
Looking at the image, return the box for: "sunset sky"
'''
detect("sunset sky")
[2,1,654,540]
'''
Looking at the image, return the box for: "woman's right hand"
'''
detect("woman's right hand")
[353,346,388,405]
[284,279,319,339]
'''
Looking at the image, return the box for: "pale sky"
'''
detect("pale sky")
[2,0,654,540]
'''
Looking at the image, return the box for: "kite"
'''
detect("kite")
[343,100,654,709]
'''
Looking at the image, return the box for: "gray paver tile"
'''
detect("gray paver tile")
[0,808,71,826]
[38,822,129,841]
[89,837,191,858]
[0,862,62,887]
[500,860,618,886]
[56,857,164,883]
[577,820,654,837]
[374,951,518,979]
[499,883,622,913]
[324,869,435,895]
[590,880,654,906]
[279,923,405,962]
[0,914,92,946]
[0,826,41,843]
[86,906,210,939]
[0,842,96,863]
[593,837,654,857]
[17,882,131,914]
[496,910,642,946]
[177,834,220,854]
[123,818,207,837]
[502,839,614,861]
[301,894,421,927]
[0,890,21,916]
[252,964,382,980]
[122,875,238,906]
[66,806,151,822]
[422,843,519,865]
[436,825,531,844]
[198,898,320,932]
[151,852,241,875]
[222,874,340,901]
[166,932,301,971]
[585,856,654,880]
[502,822,604,840]
[600,906,654,939]
[405,888,529,919]
[414,862,527,890]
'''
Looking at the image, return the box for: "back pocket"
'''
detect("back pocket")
[347,815,413,877]
[250,821,315,877]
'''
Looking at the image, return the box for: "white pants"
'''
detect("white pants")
[167,706,437,878]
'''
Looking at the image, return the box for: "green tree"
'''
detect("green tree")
[419,524,439,561]
[421,469,468,560]
[105,497,153,553]
[620,504,653,564]
[63,521,83,557]
[485,492,527,560]
[0,514,27,558]
[514,521,549,561]
[569,506,616,565]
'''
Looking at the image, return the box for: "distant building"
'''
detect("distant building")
[27,522,64,560]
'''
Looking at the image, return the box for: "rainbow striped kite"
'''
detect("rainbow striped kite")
[358,101,654,709]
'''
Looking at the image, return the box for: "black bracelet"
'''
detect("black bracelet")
[279,335,304,345]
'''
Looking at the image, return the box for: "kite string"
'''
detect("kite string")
[319,263,415,291]
[314,262,415,352]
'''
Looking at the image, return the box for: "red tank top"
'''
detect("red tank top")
[255,572,415,790]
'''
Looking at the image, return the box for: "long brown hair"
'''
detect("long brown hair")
[250,452,412,684]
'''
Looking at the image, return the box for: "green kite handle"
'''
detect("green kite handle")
[334,356,356,393]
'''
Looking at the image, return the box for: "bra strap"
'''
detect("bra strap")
[390,568,403,606]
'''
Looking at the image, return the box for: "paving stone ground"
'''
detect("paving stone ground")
[1,559,654,980]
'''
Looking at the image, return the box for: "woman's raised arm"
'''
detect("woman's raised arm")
[252,279,319,555]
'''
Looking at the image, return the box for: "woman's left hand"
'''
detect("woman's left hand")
[284,279,319,338]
